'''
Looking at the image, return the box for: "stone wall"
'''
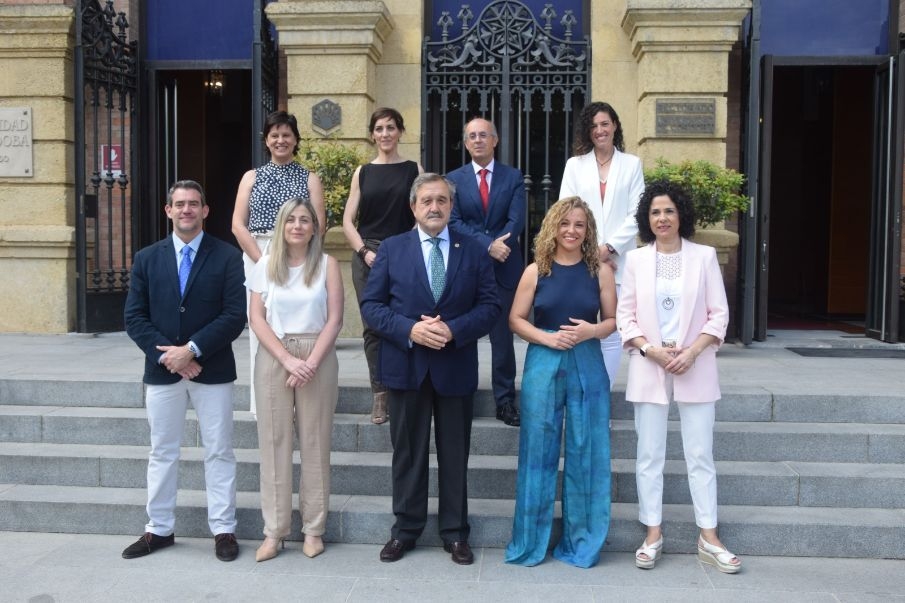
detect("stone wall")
[0,2,75,332]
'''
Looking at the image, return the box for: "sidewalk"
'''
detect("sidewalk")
[3,532,904,602]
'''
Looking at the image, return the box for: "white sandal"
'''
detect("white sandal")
[635,535,663,569]
[697,536,741,574]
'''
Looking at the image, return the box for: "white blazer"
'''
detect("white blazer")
[616,239,729,404]
[559,148,645,284]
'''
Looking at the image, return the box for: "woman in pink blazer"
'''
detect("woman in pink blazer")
[616,181,741,574]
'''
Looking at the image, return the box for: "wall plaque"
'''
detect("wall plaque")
[312,99,341,135]
[0,107,33,177]
[655,99,715,137]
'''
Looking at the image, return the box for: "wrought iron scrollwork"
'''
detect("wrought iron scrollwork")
[75,0,139,329]
[426,0,587,80]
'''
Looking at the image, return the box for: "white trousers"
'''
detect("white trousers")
[243,234,272,418]
[145,380,237,536]
[600,284,622,390]
[633,391,717,529]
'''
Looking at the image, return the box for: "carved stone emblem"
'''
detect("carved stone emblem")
[312,99,341,135]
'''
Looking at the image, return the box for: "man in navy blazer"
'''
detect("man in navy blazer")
[447,117,526,427]
[122,180,246,562]
[361,173,500,565]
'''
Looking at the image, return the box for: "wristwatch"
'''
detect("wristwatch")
[639,343,653,357]
[605,243,617,256]
[357,245,369,260]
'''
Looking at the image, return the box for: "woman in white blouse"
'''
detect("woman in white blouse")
[560,102,645,387]
[247,198,343,562]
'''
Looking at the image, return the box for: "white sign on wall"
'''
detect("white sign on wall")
[0,107,33,178]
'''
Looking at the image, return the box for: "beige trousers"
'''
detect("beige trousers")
[243,233,272,417]
[254,334,338,538]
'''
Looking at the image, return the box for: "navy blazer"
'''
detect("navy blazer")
[360,227,500,396]
[124,233,246,386]
[447,162,526,290]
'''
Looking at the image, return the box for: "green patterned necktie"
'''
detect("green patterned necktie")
[429,237,445,302]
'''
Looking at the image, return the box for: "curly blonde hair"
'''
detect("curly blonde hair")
[533,196,600,277]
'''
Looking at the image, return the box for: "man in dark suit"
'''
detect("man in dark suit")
[447,117,526,427]
[122,180,246,562]
[361,173,500,565]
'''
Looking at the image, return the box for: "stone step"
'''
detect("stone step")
[4,377,905,425]
[2,442,903,508]
[3,406,904,463]
[1,483,902,558]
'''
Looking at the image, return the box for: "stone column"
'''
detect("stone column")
[267,1,396,339]
[0,4,75,332]
[266,0,394,144]
[621,0,750,165]
[621,0,750,261]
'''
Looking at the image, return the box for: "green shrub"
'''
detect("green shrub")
[644,159,748,228]
[297,138,369,229]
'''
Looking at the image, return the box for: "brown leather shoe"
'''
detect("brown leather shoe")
[443,540,474,565]
[121,532,174,559]
[379,538,415,562]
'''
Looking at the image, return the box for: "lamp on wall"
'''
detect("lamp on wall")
[205,70,224,96]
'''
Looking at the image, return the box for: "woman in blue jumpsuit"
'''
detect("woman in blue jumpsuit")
[504,196,617,568]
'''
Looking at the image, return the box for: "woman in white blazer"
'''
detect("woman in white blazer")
[560,102,644,386]
[617,181,741,574]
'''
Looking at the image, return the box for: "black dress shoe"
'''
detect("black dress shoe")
[443,540,474,565]
[214,533,239,562]
[122,532,175,559]
[379,538,415,562]
[496,401,520,427]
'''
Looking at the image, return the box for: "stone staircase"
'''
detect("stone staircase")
[2,378,904,558]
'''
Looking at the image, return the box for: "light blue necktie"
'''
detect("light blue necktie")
[429,237,445,302]
[179,246,193,296]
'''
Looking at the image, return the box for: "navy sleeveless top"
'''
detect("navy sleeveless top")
[533,261,600,330]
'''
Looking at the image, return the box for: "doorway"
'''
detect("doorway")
[146,69,253,247]
[762,64,875,331]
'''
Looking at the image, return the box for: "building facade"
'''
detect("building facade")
[0,0,901,342]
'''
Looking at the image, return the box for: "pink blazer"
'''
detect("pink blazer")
[616,239,729,404]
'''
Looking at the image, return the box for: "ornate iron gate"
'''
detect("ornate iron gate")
[253,0,279,166]
[423,0,590,245]
[74,0,139,332]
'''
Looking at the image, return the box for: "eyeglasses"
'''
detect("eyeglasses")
[466,132,494,141]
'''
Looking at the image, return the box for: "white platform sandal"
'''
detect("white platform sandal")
[697,536,741,574]
[635,535,663,569]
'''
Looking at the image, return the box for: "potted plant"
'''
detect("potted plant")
[644,159,748,228]
[296,137,367,229]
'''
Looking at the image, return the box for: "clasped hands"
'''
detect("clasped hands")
[544,318,596,350]
[157,344,202,380]
[410,315,453,350]
[647,345,697,375]
[282,355,317,388]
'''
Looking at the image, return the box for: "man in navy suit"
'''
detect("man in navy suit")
[447,117,526,427]
[122,180,246,562]
[361,173,500,565]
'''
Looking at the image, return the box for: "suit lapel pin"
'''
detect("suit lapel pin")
[454,243,460,248]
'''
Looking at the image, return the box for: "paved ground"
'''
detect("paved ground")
[2,328,905,601]
[2,532,905,602]
[1,328,904,396]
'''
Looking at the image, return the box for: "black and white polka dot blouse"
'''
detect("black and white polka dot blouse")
[247,161,311,233]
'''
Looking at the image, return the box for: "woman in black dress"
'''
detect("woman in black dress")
[342,108,423,423]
